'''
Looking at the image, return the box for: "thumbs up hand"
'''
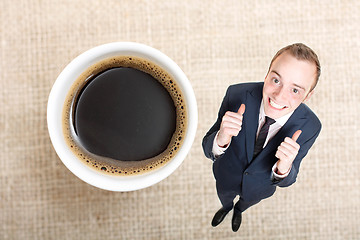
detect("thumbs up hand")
[275,130,302,175]
[217,104,246,148]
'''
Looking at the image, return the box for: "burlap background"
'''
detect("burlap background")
[1,0,359,239]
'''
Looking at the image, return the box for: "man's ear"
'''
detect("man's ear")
[303,90,314,103]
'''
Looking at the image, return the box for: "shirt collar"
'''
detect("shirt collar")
[259,99,294,127]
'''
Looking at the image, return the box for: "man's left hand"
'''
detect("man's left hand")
[275,130,302,174]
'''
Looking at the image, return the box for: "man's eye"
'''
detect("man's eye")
[292,88,299,94]
[273,78,279,84]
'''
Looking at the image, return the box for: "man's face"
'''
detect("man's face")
[263,52,317,119]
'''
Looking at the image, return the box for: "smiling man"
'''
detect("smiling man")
[202,43,321,232]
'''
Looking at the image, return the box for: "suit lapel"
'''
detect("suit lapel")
[243,83,263,163]
[252,104,308,164]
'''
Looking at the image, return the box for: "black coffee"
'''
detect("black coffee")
[62,56,187,175]
[73,67,176,161]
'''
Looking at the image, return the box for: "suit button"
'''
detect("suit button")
[244,172,249,175]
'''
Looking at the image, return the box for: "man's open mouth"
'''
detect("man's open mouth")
[269,98,287,110]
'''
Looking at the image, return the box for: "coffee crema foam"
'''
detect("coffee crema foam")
[62,56,187,176]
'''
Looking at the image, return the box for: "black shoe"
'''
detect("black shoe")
[211,207,230,227]
[231,210,242,232]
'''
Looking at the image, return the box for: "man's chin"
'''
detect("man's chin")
[264,107,291,119]
[264,98,291,118]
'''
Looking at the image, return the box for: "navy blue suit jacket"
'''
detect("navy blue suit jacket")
[202,82,321,203]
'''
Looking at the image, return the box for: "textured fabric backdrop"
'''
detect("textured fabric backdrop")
[1,0,359,239]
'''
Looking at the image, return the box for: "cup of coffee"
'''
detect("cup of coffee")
[47,42,197,191]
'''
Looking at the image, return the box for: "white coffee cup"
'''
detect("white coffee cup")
[47,42,197,191]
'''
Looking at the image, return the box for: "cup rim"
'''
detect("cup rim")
[47,42,197,191]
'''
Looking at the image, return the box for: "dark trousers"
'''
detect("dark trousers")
[216,181,260,213]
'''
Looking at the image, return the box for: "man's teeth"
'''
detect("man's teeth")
[270,99,286,109]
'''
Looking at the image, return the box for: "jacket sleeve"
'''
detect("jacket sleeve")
[202,87,231,161]
[271,123,322,187]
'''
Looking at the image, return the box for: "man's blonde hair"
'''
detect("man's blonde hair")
[268,43,321,91]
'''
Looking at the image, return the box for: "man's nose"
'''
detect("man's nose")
[273,86,287,101]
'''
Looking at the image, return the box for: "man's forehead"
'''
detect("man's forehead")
[270,54,317,90]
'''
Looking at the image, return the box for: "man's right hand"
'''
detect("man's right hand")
[217,104,246,148]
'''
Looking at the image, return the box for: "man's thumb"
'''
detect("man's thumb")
[238,104,246,115]
[292,130,302,142]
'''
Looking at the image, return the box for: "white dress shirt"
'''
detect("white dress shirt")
[212,99,294,178]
